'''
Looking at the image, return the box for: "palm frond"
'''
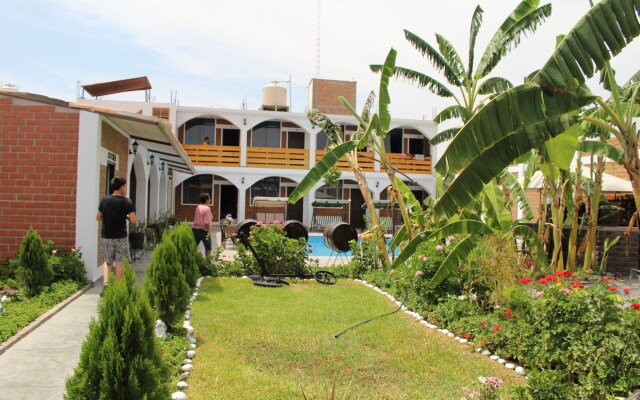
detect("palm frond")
[578,140,624,164]
[378,48,396,133]
[428,235,482,288]
[477,1,552,78]
[468,5,484,80]
[624,68,640,87]
[534,0,640,91]
[403,29,462,86]
[478,77,514,95]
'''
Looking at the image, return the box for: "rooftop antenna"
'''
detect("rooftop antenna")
[315,0,321,77]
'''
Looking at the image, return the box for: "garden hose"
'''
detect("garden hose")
[334,292,409,338]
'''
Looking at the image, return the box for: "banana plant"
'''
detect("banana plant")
[370,0,551,145]
[390,180,547,288]
[289,49,407,266]
[433,0,640,225]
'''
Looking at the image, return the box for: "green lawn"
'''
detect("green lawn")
[188,278,524,399]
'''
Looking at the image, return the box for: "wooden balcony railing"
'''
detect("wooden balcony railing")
[315,150,376,172]
[182,144,241,166]
[246,147,309,169]
[386,153,432,174]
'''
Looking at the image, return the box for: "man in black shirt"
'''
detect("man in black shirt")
[96,177,136,286]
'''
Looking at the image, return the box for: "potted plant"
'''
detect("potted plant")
[129,220,146,250]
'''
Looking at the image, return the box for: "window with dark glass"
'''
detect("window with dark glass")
[222,129,240,146]
[185,118,215,144]
[409,138,425,155]
[252,121,281,148]
[250,177,280,203]
[385,128,403,153]
[287,131,305,149]
[182,175,213,204]
[317,131,328,150]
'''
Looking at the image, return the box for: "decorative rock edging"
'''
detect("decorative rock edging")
[353,279,527,378]
[171,276,204,400]
[0,283,92,356]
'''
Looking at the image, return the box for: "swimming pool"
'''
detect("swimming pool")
[305,234,353,257]
[304,234,392,257]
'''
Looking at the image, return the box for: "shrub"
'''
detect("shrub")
[144,238,189,328]
[65,264,169,399]
[236,224,308,276]
[18,227,52,296]
[49,247,86,285]
[168,223,199,289]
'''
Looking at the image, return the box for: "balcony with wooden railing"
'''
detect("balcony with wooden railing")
[315,150,376,172]
[246,147,309,169]
[182,144,241,166]
[385,153,432,174]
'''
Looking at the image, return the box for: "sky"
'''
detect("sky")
[1,0,638,120]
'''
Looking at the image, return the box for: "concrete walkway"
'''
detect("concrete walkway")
[0,251,151,400]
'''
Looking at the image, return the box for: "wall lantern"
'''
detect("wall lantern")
[129,141,138,155]
[160,161,165,171]
[147,154,155,166]
[241,177,245,184]
[376,181,379,188]
[243,118,247,126]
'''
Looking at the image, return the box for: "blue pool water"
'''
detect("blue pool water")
[304,234,392,257]
[305,234,353,257]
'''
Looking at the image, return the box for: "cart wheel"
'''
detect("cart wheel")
[314,271,337,285]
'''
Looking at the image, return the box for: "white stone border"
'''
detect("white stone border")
[353,279,527,377]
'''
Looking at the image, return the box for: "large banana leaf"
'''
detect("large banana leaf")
[477,0,552,78]
[512,224,548,267]
[478,77,513,95]
[467,5,483,80]
[428,235,483,289]
[534,0,640,90]
[498,169,534,221]
[378,49,396,134]
[481,181,513,233]
[430,127,462,145]
[542,123,581,170]
[402,29,462,86]
[369,65,455,98]
[288,141,359,204]
[434,105,471,123]
[436,34,466,81]
[578,140,624,163]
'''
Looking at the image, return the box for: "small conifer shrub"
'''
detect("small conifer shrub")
[144,238,189,328]
[64,264,170,399]
[168,223,199,289]
[18,227,52,296]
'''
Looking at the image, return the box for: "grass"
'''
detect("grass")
[188,278,525,399]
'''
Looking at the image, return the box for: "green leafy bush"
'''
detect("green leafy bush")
[49,247,86,285]
[18,227,52,296]
[144,238,189,328]
[65,265,169,399]
[168,223,199,289]
[159,333,191,383]
[0,280,80,342]
[236,223,308,276]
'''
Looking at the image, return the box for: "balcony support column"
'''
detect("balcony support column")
[240,128,248,167]
[237,186,247,221]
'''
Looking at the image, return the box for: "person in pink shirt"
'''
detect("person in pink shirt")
[192,193,213,256]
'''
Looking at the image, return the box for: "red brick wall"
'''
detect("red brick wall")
[309,79,357,115]
[0,95,79,262]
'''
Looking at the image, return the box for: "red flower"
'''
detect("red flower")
[623,288,631,294]
[603,277,610,283]
[571,283,585,289]
[554,270,565,276]
[545,275,557,281]
[608,286,618,292]
[631,304,640,310]
[463,333,471,339]
[491,324,501,333]
[564,271,573,278]
[519,277,532,284]
[480,321,487,327]
[537,278,549,285]
[505,309,513,319]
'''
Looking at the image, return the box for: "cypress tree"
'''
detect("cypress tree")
[168,223,199,289]
[18,227,52,296]
[64,263,169,400]
[144,237,189,327]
